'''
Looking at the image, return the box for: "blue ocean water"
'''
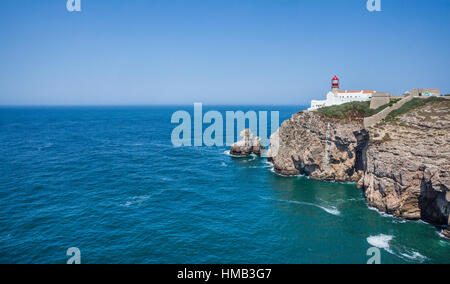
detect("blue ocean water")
[0,106,448,264]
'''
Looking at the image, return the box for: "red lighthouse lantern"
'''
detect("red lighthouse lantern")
[332,76,339,92]
[332,76,339,88]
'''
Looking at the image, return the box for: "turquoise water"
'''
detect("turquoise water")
[0,106,448,264]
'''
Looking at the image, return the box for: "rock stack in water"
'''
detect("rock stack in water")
[230,129,265,157]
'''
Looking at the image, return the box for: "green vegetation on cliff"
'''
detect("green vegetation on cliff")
[385,97,446,122]
[317,99,400,120]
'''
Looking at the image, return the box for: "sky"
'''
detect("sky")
[0,0,449,106]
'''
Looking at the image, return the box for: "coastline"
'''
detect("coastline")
[264,98,449,237]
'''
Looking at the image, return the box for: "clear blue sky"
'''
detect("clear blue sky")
[0,0,449,105]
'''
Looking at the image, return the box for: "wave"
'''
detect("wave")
[224,150,259,163]
[223,150,247,158]
[367,206,407,223]
[269,167,304,178]
[37,143,54,151]
[121,195,151,207]
[367,234,394,253]
[336,197,365,204]
[437,231,449,240]
[400,251,427,262]
[248,165,273,169]
[268,167,357,186]
[245,155,257,162]
[438,236,449,248]
[367,234,430,263]
[260,196,340,216]
[248,162,273,169]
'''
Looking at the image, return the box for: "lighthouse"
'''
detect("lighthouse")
[307,76,375,111]
[331,76,339,93]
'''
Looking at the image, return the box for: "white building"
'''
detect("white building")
[308,76,375,111]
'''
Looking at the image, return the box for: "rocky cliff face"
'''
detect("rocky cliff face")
[268,111,368,182]
[268,100,450,234]
[363,101,449,229]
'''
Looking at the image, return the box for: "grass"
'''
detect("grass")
[317,99,400,120]
[384,97,446,122]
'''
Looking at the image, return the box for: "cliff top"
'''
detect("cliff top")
[316,100,400,123]
[370,97,449,144]
[384,97,448,123]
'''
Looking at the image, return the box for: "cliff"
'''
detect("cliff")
[268,111,368,182]
[363,99,449,230]
[268,98,449,235]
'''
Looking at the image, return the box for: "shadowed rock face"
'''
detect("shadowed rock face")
[268,101,449,232]
[230,129,265,157]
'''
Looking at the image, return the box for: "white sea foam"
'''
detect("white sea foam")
[246,155,257,162]
[400,251,427,262]
[249,165,272,169]
[437,231,449,240]
[367,234,394,253]
[223,150,248,158]
[249,162,273,169]
[438,239,449,248]
[260,196,341,216]
[367,235,430,262]
[314,204,341,216]
[368,206,399,219]
[269,167,304,178]
[268,167,357,185]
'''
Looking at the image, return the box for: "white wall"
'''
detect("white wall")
[308,91,373,111]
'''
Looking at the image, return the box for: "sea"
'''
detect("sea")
[0,105,448,264]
